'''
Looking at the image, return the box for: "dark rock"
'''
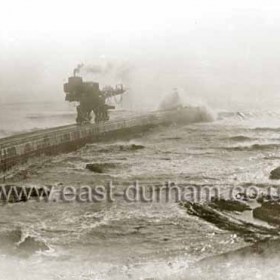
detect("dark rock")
[210,197,251,212]
[181,201,279,239]
[86,164,103,173]
[236,191,259,201]
[270,166,280,180]
[130,144,145,150]
[253,201,280,225]
[86,163,116,173]
[119,144,145,151]
[256,193,280,204]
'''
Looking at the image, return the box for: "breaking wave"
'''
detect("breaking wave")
[0,228,50,254]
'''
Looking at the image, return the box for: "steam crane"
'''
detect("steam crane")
[63,66,126,124]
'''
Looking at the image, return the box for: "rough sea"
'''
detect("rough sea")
[1,102,280,280]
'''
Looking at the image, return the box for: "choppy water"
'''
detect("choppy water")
[1,103,280,279]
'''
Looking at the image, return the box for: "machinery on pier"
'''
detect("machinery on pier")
[64,70,126,124]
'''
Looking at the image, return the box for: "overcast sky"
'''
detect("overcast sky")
[1,0,280,110]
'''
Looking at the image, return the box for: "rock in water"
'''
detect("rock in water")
[130,144,145,150]
[270,167,280,179]
[86,163,116,173]
[181,200,279,239]
[253,202,280,225]
[210,197,251,212]
[119,144,145,151]
[86,164,103,173]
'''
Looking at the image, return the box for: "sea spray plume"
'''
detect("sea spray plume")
[114,62,133,83]
[159,88,183,110]
[158,88,216,122]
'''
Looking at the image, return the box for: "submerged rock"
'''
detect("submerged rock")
[269,167,280,180]
[86,163,116,173]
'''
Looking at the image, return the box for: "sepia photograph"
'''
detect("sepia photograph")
[0,0,280,279]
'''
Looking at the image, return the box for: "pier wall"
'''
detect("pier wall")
[0,108,208,171]
[0,112,161,171]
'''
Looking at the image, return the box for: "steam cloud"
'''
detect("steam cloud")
[72,61,132,85]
